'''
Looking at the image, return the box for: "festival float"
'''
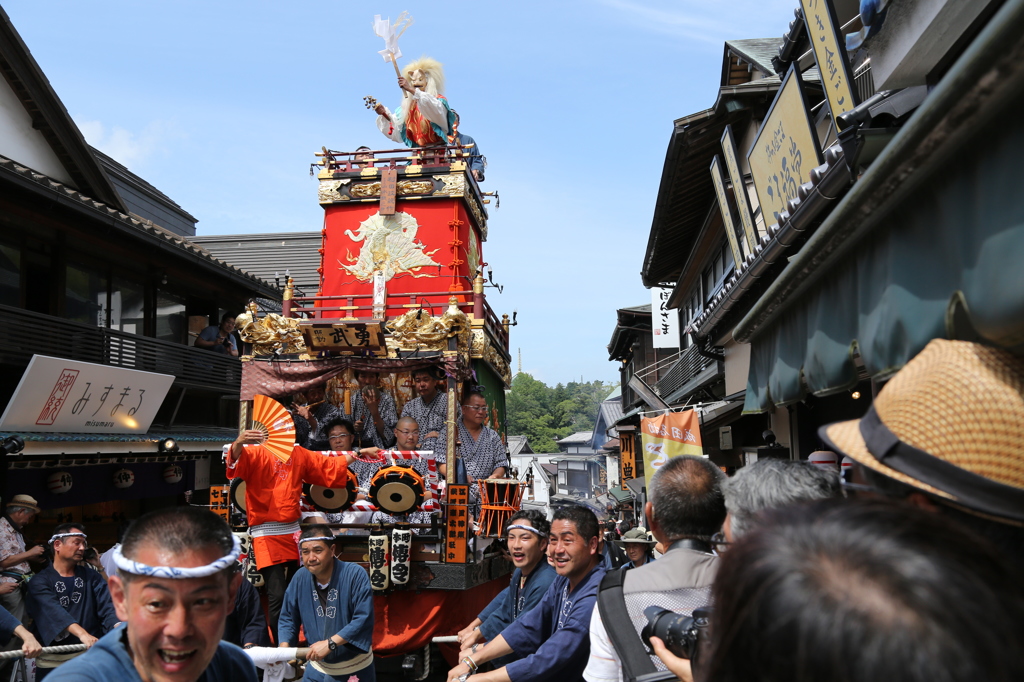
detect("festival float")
[217,13,520,678]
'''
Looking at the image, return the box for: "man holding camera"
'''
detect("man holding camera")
[585,456,725,682]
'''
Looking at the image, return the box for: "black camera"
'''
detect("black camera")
[641,605,711,661]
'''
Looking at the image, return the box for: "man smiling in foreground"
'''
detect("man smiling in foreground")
[447,506,605,682]
[47,507,257,682]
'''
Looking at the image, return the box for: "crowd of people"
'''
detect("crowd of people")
[0,339,1019,682]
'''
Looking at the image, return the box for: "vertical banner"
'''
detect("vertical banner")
[641,410,703,487]
[651,287,680,349]
[619,433,636,491]
[799,0,857,124]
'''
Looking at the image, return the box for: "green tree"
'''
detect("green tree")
[507,373,618,452]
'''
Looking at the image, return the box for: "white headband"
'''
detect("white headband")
[299,535,335,545]
[507,524,542,537]
[50,532,87,545]
[112,534,242,579]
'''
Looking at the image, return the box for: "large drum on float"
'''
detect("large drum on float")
[229,477,247,513]
[303,470,359,513]
[369,466,425,515]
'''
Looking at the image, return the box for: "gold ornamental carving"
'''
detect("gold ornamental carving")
[471,329,512,385]
[318,179,350,203]
[388,298,471,352]
[433,173,466,197]
[351,182,382,198]
[466,191,487,240]
[236,302,308,357]
[398,180,434,195]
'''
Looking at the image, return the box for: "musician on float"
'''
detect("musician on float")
[280,526,375,682]
[401,367,454,477]
[352,371,398,450]
[368,416,438,533]
[372,57,454,148]
[227,427,372,644]
[457,510,556,666]
[291,388,344,449]
[438,391,508,516]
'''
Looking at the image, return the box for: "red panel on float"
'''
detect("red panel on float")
[319,199,482,320]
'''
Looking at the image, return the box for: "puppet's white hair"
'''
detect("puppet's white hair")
[403,56,445,96]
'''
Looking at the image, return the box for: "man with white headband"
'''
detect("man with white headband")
[26,523,118,677]
[279,525,374,681]
[47,506,257,681]
[457,511,555,665]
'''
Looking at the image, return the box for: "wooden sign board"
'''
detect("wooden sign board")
[300,321,385,353]
[620,433,636,491]
[747,66,823,228]
[720,125,759,253]
[445,484,469,563]
[710,155,745,267]
[379,167,398,215]
[800,0,858,123]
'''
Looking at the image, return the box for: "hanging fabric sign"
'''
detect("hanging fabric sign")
[640,410,704,487]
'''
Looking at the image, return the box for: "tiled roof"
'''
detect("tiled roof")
[557,431,593,445]
[0,155,280,298]
[191,232,322,295]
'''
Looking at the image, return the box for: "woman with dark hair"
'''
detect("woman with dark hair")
[652,499,1024,682]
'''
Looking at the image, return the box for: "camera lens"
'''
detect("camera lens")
[641,606,698,660]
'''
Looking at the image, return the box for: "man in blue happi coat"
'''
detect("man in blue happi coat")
[447,506,606,682]
[27,523,119,677]
[46,507,257,682]
[456,510,556,666]
[279,525,375,682]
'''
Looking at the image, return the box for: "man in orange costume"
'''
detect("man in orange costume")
[227,428,357,644]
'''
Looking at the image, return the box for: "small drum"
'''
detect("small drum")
[369,466,425,515]
[229,478,247,514]
[304,470,359,513]
[478,478,526,537]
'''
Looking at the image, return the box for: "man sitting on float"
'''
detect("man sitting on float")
[373,57,455,148]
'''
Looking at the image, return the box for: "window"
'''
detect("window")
[111,277,145,334]
[0,244,19,307]
[702,243,736,307]
[66,263,108,326]
[156,290,186,343]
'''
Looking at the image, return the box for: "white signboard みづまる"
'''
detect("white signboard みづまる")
[0,355,174,433]
[651,287,680,349]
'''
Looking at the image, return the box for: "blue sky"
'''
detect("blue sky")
[4,0,795,385]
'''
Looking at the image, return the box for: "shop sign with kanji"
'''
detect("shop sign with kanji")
[0,355,174,434]
[800,0,858,123]
[747,66,823,228]
[300,321,385,353]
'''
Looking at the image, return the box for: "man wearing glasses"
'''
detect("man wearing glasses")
[437,391,507,519]
[368,417,440,532]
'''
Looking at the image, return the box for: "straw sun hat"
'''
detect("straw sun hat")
[820,339,1024,524]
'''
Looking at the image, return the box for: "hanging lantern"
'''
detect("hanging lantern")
[391,525,412,586]
[112,468,135,489]
[808,450,839,470]
[47,471,73,494]
[367,529,390,592]
[163,464,183,484]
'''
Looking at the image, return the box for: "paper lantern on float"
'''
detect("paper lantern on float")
[840,456,855,479]
[112,468,135,489]
[163,464,183,484]
[47,471,73,494]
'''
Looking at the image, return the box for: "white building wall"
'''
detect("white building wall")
[0,80,75,186]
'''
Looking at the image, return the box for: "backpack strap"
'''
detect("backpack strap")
[597,570,659,682]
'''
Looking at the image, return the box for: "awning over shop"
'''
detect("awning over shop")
[739,0,1024,412]
[609,487,632,503]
